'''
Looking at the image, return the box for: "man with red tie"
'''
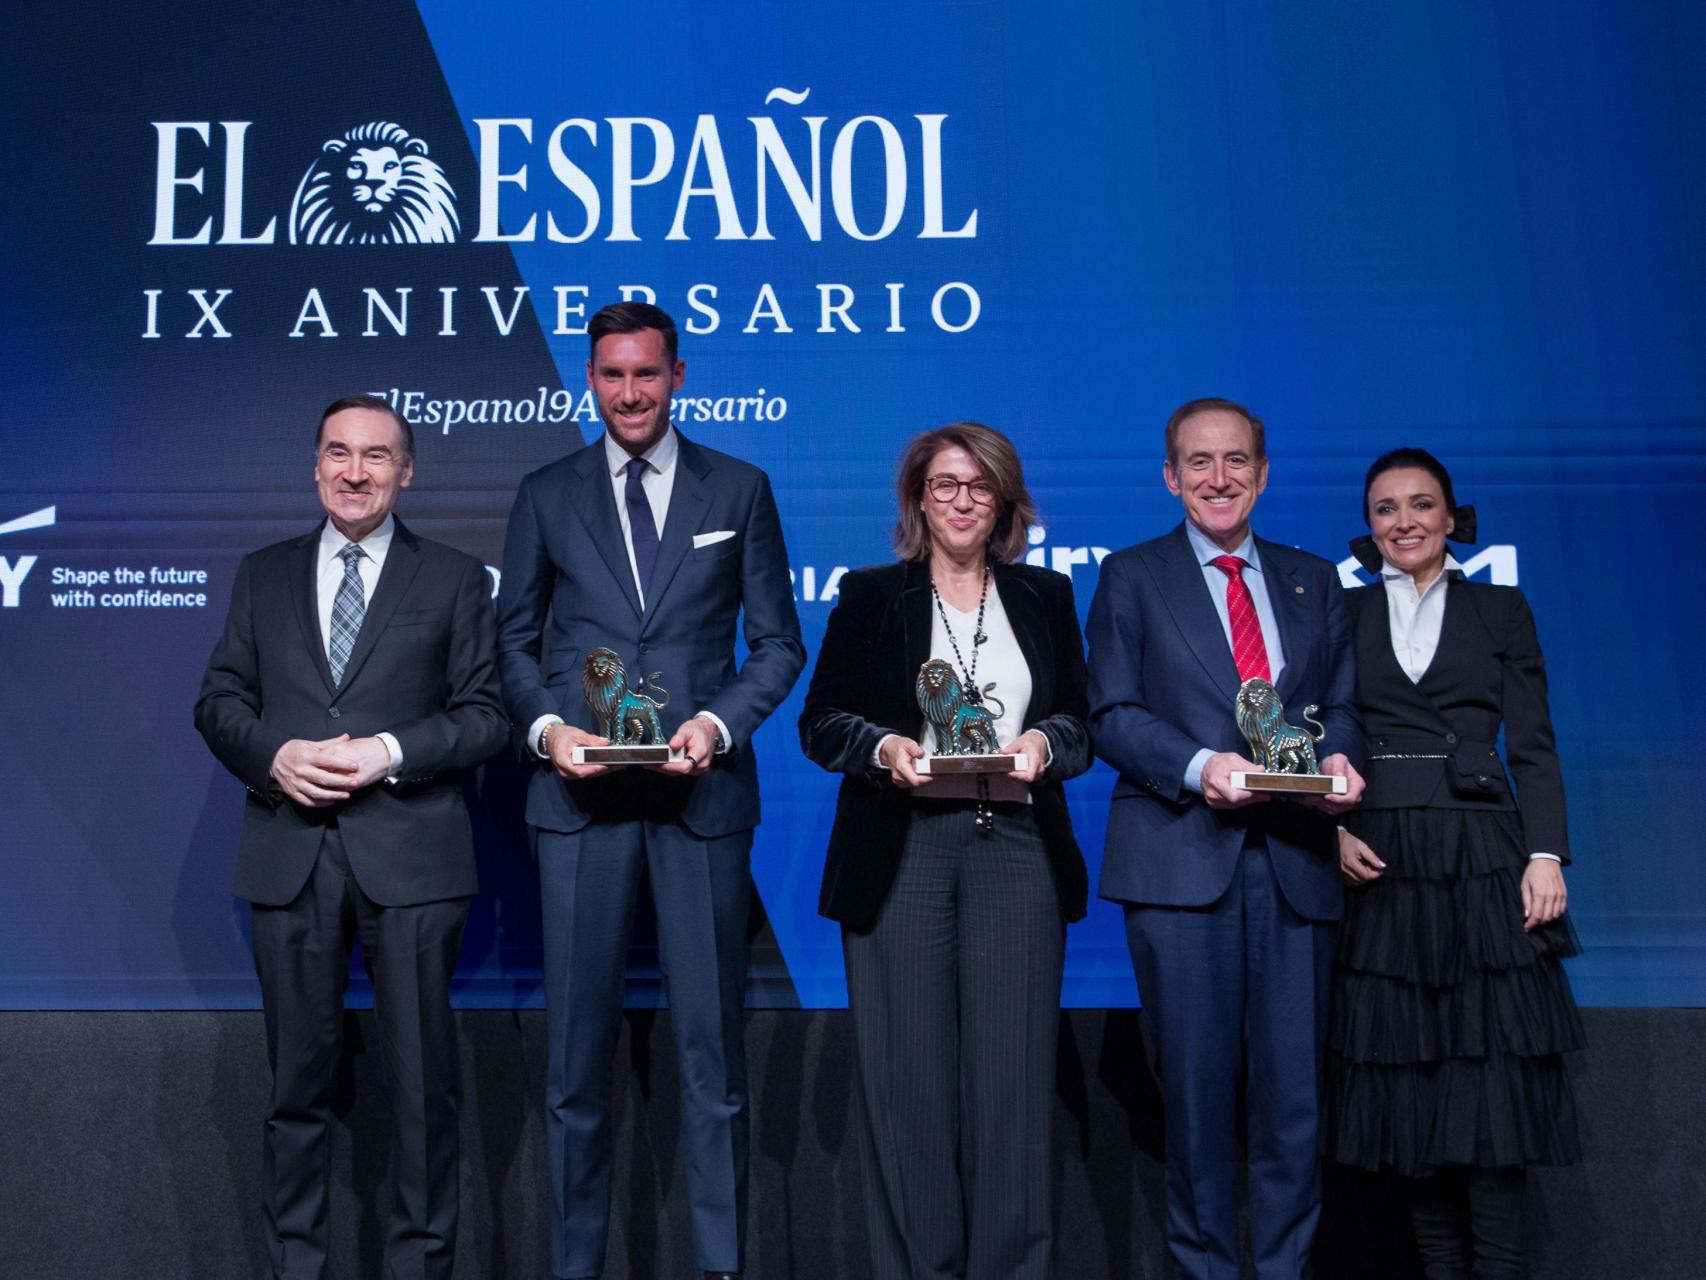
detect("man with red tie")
[1085,398,1367,1279]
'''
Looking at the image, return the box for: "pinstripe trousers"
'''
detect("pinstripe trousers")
[842,801,1065,1280]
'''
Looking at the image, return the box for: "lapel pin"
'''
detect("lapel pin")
[1294,585,1305,594]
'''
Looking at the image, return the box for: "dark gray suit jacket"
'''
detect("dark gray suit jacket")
[496,432,805,837]
[195,518,509,906]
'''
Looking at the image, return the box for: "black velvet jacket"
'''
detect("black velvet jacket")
[799,559,1092,928]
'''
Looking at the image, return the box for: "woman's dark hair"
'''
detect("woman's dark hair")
[1361,446,1457,524]
[892,422,1038,564]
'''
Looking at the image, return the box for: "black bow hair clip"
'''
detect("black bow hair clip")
[1349,505,1478,574]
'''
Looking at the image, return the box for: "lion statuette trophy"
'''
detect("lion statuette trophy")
[568,648,682,766]
[1228,677,1346,795]
[911,657,1018,776]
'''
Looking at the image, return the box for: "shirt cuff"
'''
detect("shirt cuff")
[1032,728,1055,772]
[529,714,564,759]
[872,733,899,768]
[694,710,733,754]
[1528,852,1563,863]
[1184,747,1213,795]
[376,731,403,783]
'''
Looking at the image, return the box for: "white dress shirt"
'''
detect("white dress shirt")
[1380,553,1457,683]
[528,427,731,758]
[1379,555,1558,863]
[316,516,402,775]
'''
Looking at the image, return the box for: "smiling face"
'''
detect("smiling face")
[920,444,998,563]
[1367,465,1455,581]
[588,327,685,457]
[314,406,412,542]
[1163,408,1269,551]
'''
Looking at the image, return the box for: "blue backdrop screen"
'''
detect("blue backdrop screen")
[1,0,1701,1008]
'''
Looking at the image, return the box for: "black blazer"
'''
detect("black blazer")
[799,559,1091,929]
[1349,577,1570,861]
[195,517,510,906]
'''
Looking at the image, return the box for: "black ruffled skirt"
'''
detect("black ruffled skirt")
[1326,806,1585,1175]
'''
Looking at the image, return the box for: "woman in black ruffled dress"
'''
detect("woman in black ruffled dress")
[1328,448,1584,1279]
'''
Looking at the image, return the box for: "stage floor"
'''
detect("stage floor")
[2,1008,1700,1279]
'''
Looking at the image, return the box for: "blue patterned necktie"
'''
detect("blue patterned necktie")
[328,543,366,685]
[625,456,660,599]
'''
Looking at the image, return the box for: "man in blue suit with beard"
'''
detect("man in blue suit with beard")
[498,302,804,1280]
[1086,398,1366,1279]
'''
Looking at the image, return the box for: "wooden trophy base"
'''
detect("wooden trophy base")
[1229,770,1347,795]
[571,745,682,766]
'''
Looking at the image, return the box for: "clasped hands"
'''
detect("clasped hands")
[1199,750,1365,815]
[545,714,721,781]
[878,729,1049,789]
[270,734,393,807]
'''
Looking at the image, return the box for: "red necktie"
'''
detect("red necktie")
[1211,555,1272,682]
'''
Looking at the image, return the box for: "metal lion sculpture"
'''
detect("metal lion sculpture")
[916,658,1006,755]
[1234,677,1323,774]
[581,648,669,746]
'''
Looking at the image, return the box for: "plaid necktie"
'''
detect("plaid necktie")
[1210,554,1272,683]
[328,544,366,685]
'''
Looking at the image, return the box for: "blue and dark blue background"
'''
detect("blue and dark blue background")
[1,0,1700,1009]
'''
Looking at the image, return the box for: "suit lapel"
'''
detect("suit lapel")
[900,559,934,703]
[289,525,336,697]
[1355,583,1406,684]
[570,444,643,619]
[641,436,711,621]
[1418,571,1471,695]
[1155,524,1241,694]
[1358,580,1454,730]
[1258,539,1309,704]
[333,517,422,697]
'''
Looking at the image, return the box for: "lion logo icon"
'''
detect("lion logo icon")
[288,121,459,245]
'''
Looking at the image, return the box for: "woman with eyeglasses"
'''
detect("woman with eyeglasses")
[799,422,1090,1279]
[1328,448,1584,1280]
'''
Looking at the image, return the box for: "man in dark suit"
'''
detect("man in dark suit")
[1085,398,1366,1279]
[195,394,508,1280]
[498,302,804,1280]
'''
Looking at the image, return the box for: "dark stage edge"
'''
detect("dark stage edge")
[2,1008,1701,1279]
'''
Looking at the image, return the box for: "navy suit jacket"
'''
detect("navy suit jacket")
[195,518,509,907]
[497,432,805,838]
[1086,523,1365,921]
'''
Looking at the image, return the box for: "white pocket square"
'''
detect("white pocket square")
[693,530,736,549]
